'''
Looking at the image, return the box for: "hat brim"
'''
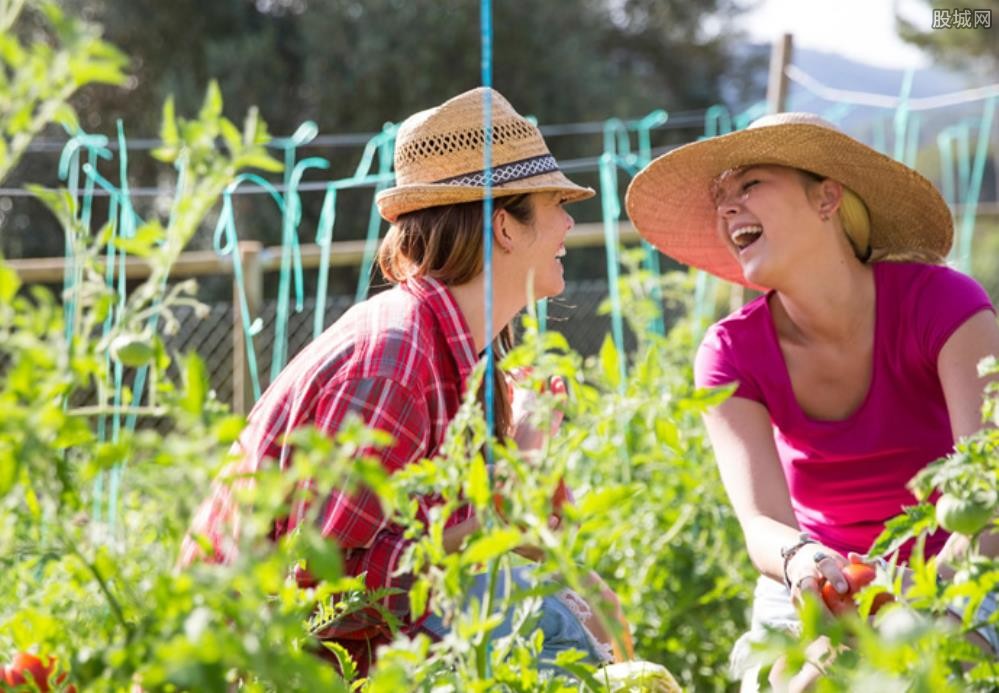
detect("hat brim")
[377,170,594,222]
[625,124,953,288]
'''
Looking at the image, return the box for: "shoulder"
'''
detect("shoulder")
[699,293,771,355]
[878,262,995,362]
[345,286,441,382]
[694,294,771,396]
[879,262,991,306]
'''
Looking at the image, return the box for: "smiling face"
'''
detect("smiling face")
[501,191,574,299]
[712,165,834,288]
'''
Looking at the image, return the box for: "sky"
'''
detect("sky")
[740,0,933,69]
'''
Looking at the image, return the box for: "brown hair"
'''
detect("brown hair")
[378,194,535,441]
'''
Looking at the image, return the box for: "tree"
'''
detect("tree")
[896,0,999,71]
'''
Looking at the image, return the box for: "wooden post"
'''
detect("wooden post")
[727,33,794,313]
[233,241,263,415]
[767,33,793,115]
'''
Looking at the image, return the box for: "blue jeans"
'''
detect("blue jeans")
[420,565,612,668]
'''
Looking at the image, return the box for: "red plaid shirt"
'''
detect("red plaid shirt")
[180,277,478,644]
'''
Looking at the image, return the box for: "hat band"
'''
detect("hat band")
[433,154,559,187]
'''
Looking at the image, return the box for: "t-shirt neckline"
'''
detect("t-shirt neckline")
[762,263,881,426]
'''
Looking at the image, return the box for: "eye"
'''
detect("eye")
[741,179,760,193]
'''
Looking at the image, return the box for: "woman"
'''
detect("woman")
[625,112,999,690]
[180,88,623,674]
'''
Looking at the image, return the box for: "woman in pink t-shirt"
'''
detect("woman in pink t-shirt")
[625,113,999,689]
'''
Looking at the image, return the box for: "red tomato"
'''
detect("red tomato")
[3,652,75,692]
[819,563,892,616]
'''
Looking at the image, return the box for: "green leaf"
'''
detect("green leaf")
[219,117,242,155]
[212,414,246,444]
[26,185,77,228]
[180,350,209,416]
[0,443,18,497]
[159,96,178,147]
[0,255,22,302]
[461,527,521,565]
[466,454,489,509]
[599,334,621,390]
[199,79,223,122]
[109,220,165,258]
[68,56,129,87]
[233,150,284,173]
[320,641,358,683]
[51,102,79,132]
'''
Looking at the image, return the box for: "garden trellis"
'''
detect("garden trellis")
[9,49,997,532]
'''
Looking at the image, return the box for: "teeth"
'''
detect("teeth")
[731,225,763,249]
[555,247,566,259]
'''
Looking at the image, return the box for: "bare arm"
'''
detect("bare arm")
[937,309,999,564]
[702,397,849,595]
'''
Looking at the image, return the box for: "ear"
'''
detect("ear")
[492,207,515,253]
[814,179,844,219]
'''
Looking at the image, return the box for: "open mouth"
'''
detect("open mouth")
[555,245,566,260]
[731,225,763,251]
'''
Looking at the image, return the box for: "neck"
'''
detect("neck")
[448,271,526,354]
[770,258,874,344]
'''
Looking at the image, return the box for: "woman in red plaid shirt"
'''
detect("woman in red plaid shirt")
[181,88,627,674]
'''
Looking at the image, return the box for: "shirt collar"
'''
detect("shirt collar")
[401,276,478,382]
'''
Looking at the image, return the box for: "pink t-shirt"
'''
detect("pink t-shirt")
[695,262,995,560]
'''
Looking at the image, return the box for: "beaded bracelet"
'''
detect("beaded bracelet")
[780,532,817,589]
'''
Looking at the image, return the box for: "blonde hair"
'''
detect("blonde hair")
[802,170,945,265]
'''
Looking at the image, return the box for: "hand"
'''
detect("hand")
[787,545,849,610]
[510,371,566,452]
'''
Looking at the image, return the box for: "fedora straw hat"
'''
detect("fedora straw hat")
[625,112,954,288]
[376,87,594,222]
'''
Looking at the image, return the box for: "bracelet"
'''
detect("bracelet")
[780,532,817,589]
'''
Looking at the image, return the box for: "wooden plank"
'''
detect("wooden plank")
[6,221,641,283]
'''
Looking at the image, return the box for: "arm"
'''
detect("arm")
[702,396,850,597]
[936,309,999,564]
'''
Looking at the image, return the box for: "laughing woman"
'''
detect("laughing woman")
[626,113,999,690]
[180,88,626,675]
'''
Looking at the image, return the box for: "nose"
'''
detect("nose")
[715,192,742,219]
[563,208,574,235]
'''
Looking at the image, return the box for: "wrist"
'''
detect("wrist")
[780,532,817,589]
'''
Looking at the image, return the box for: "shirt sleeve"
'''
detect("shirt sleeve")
[694,324,766,404]
[312,375,431,550]
[911,265,995,366]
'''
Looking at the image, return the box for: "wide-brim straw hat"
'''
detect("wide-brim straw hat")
[376,87,594,222]
[625,112,954,288]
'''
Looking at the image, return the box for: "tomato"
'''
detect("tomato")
[936,491,996,536]
[110,333,156,367]
[2,652,75,692]
[819,563,892,616]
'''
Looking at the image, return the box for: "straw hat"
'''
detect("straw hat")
[625,112,954,288]
[376,87,594,222]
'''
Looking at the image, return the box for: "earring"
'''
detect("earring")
[820,212,830,222]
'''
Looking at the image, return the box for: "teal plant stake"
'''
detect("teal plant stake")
[57,130,112,343]
[313,185,338,339]
[354,124,397,302]
[270,155,329,382]
[214,173,286,403]
[937,120,972,223]
[701,104,733,140]
[635,109,668,336]
[733,101,767,131]
[955,97,996,273]
[903,112,922,168]
[480,0,497,679]
[599,117,629,387]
